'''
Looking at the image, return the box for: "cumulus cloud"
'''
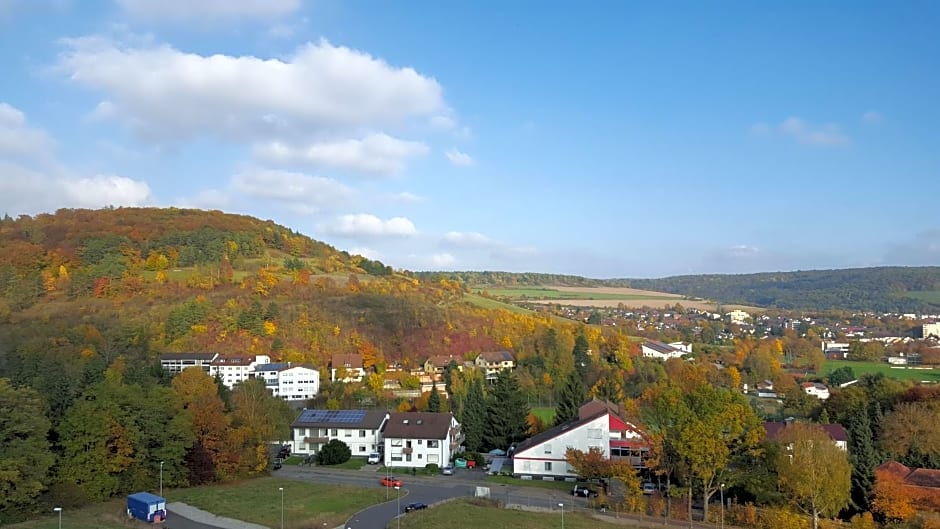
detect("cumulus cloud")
[116,0,300,21]
[431,253,456,267]
[55,36,446,141]
[0,161,152,214]
[350,247,383,260]
[442,231,492,247]
[0,102,55,158]
[445,148,473,166]
[318,213,416,238]
[255,133,428,175]
[232,168,353,214]
[751,117,849,147]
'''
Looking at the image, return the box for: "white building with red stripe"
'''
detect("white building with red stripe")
[509,399,649,479]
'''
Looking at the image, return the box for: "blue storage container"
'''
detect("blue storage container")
[127,492,167,523]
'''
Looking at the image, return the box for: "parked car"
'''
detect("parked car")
[404,502,427,512]
[642,482,656,495]
[571,485,599,498]
[441,465,454,475]
[272,458,283,471]
[367,453,382,465]
[380,476,403,487]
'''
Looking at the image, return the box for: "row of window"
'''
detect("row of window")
[389,439,440,448]
[389,453,441,463]
[297,428,375,438]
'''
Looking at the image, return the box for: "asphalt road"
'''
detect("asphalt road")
[276,465,595,529]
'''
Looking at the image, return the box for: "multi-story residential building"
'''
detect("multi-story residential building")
[510,399,649,479]
[474,350,516,382]
[209,354,270,389]
[252,363,320,401]
[159,352,219,374]
[727,310,751,325]
[423,355,464,380]
[290,409,389,456]
[764,421,847,451]
[382,412,463,468]
[330,353,366,383]
[923,322,940,340]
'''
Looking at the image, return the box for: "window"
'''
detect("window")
[405,454,412,462]
[544,444,552,454]
[359,446,366,452]
[418,440,423,445]
[344,430,352,437]
[391,454,402,462]
[418,454,422,459]
[391,439,402,447]
[544,462,552,472]
[359,430,366,437]
[427,440,439,448]
[428,454,439,463]
[331,429,338,436]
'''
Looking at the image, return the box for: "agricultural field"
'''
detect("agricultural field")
[9,478,386,529]
[389,498,644,529]
[476,285,756,311]
[906,290,940,304]
[822,359,940,383]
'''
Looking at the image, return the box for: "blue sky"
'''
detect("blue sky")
[0,0,937,278]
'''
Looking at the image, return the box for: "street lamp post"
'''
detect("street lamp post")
[394,486,401,529]
[720,483,725,529]
[279,487,284,529]
[159,461,164,497]
[53,507,62,529]
[558,503,565,529]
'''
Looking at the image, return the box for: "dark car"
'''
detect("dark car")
[277,445,291,458]
[404,502,428,513]
[272,458,283,470]
[572,485,599,498]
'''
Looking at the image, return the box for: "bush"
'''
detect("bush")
[425,463,440,474]
[316,439,351,465]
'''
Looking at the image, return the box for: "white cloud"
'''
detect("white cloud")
[862,110,883,124]
[431,253,456,267]
[255,133,428,175]
[429,115,456,130]
[318,213,416,238]
[752,117,848,147]
[56,36,446,141]
[445,148,473,166]
[61,174,152,207]
[0,102,54,158]
[350,247,383,260]
[0,161,152,214]
[115,0,300,21]
[442,231,492,248]
[232,168,353,214]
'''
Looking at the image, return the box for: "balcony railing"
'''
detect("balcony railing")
[402,447,413,455]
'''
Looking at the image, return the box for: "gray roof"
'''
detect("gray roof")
[160,352,218,361]
[254,363,289,372]
[382,412,454,439]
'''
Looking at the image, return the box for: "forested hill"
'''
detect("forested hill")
[415,270,603,287]
[624,267,940,313]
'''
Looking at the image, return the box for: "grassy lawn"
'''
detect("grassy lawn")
[8,477,385,529]
[462,293,535,314]
[821,359,940,383]
[485,475,573,492]
[389,498,643,529]
[905,290,940,304]
[530,406,556,424]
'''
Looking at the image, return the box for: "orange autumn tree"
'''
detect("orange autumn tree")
[871,464,918,522]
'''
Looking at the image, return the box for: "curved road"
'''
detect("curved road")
[276,465,591,529]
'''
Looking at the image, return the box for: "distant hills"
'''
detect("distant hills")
[421,268,940,313]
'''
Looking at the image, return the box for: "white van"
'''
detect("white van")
[367,453,382,464]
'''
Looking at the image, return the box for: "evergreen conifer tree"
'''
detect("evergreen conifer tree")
[462,376,486,452]
[554,369,586,426]
[428,381,442,413]
[573,333,591,376]
[846,407,879,512]
[483,370,529,451]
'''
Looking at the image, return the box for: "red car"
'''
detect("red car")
[380,477,403,487]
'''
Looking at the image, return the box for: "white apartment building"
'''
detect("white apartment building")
[291,409,389,455]
[641,340,692,360]
[382,412,463,468]
[727,310,751,325]
[209,354,270,389]
[253,363,320,401]
[160,352,218,374]
[924,322,940,339]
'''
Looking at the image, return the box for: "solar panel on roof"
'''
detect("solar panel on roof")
[298,409,365,424]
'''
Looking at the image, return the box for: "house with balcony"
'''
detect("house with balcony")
[423,355,464,380]
[160,352,219,375]
[381,412,463,468]
[209,354,271,389]
[252,363,320,401]
[290,409,389,456]
[801,382,831,400]
[510,399,649,479]
[474,350,516,382]
[330,353,366,383]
